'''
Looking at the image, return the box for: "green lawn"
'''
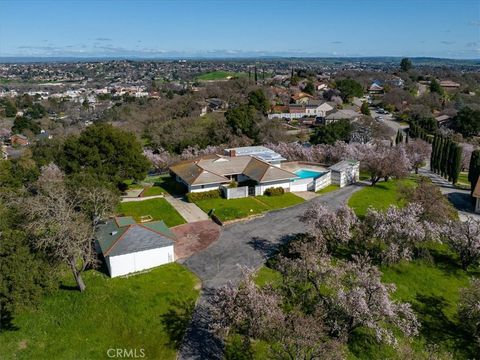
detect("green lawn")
[117,198,185,227]
[195,193,304,222]
[146,175,187,196]
[0,264,200,360]
[142,186,165,197]
[316,184,340,195]
[348,178,415,217]
[196,71,239,81]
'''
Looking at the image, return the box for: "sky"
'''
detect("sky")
[0,0,479,59]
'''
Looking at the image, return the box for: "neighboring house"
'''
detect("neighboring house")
[368,82,384,94]
[324,109,359,124]
[440,80,461,90]
[224,146,286,166]
[268,101,333,120]
[95,216,175,278]
[206,98,226,111]
[10,134,29,146]
[36,130,53,141]
[435,114,452,126]
[291,92,313,104]
[169,152,299,194]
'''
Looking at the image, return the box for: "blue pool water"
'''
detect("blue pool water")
[294,169,324,179]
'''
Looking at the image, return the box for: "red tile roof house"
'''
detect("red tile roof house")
[10,134,29,146]
[95,216,175,277]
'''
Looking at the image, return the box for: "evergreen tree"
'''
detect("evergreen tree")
[431,135,438,171]
[469,150,480,192]
[452,145,463,184]
[254,66,258,83]
[437,137,445,175]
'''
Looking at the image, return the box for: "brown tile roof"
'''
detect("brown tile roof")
[170,154,297,186]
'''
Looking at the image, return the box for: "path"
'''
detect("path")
[418,166,479,221]
[164,195,210,223]
[178,184,362,360]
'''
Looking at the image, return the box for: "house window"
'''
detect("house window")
[201,185,205,189]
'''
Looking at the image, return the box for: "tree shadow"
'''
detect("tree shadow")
[413,293,476,358]
[160,298,197,350]
[446,192,474,212]
[0,313,19,332]
[58,284,79,291]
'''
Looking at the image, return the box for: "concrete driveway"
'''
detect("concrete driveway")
[164,195,209,223]
[418,166,479,221]
[178,184,362,360]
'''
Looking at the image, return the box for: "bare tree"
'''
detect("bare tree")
[20,164,116,292]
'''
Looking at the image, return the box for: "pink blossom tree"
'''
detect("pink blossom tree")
[443,218,480,270]
[404,140,431,174]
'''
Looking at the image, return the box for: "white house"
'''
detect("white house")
[169,151,299,194]
[96,217,175,278]
[329,160,360,187]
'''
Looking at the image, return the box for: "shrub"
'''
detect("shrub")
[264,187,285,196]
[228,181,238,188]
[186,189,221,202]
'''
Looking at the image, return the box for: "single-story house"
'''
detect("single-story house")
[291,92,313,104]
[440,80,461,90]
[324,109,359,124]
[96,216,175,278]
[10,134,29,146]
[368,82,384,94]
[435,114,452,126]
[170,152,299,194]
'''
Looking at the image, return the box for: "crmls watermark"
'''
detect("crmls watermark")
[107,348,146,358]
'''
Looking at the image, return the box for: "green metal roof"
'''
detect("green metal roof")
[95,221,128,254]
[115,216,136,227]
[141,220,175,239]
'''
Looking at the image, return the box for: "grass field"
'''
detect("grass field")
[196,71,239,81]
[348,178,415,217]
[117,198,185,227]
[0,264,200,360]
[195,193,304,222]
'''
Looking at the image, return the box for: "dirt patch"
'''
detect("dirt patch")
[172,220,221,259]
[18,340,27,350]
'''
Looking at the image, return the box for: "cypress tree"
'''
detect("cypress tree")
[437,137,445,176]
[469,149,480,193]
[406,132,409,143]
[452,145,463,184]
[254,66,258,83]
[431,135,438,172]
[446,141,455,181]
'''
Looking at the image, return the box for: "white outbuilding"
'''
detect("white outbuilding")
[96,217,175,278]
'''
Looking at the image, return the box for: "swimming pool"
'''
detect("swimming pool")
[294,168,325,179]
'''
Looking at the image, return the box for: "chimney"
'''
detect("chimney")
[229,149,236,157]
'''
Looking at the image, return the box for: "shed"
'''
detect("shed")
[96,216,175,277]
[329,160,360,187]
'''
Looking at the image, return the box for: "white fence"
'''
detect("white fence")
[314,172,332,192]
[221,185,249,199]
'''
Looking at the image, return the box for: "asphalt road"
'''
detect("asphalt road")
[178,184,363,360]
